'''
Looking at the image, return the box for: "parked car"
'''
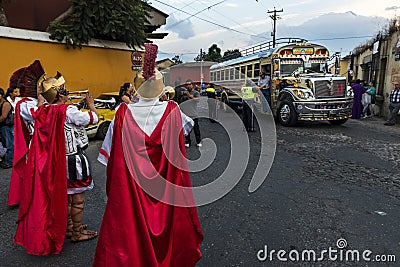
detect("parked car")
[73,91,119,139]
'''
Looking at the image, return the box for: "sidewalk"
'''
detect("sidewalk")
[348,115,400,133]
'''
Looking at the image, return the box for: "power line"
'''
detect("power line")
[169,0,197,16]
[166,0,228,29]
[152,0,268,40]
[211,9,260,36]
[158,33,377,57]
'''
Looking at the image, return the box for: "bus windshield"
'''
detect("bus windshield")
[304,62,327,73]
[280,63,303,76]
[281,62,327,76]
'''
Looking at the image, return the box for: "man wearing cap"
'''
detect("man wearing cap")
[94,43,203,267]
[206,83,218,123]
[14,71,99,256]
[384,81,400,126]
[180,79,202,147]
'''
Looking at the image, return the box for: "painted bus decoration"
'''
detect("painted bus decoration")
[210,38,353,126]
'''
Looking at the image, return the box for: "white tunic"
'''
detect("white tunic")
[7,96,22,114]
[98,99,194,166]
[20,103,99,194]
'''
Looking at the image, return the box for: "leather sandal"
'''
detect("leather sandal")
[66,224,88,239]
[70,193,98,243]
[71,225,98,243]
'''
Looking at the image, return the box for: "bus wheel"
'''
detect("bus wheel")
[278,99,298,126]
[330,118,348,125]
[96,121,111,139]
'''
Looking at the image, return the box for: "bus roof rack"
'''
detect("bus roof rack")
[240,37,309,56]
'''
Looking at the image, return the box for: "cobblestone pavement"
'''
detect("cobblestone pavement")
[196,113,400,267]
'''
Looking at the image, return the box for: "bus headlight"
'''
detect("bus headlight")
[293,89,314,100]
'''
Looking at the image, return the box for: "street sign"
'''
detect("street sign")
[131,51,143,70]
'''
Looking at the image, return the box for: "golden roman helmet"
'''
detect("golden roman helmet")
[37,71,66,104]
[134,69,165,100]
[163,86,175,99]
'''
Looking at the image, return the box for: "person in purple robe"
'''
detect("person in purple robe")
[351,79,366,119]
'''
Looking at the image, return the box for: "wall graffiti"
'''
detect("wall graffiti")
[391,66,400,83]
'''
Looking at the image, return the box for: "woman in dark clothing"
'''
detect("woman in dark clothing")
[0,88,14,168]
[120,83,137,104]
[114,82,137,109]
[351,79,366,119]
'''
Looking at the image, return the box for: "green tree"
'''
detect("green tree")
[172,55,183,64]
[194,50,207,62]
[204,44,222,61]
[48,0,151,49]
[194,44,222,62]
[222,49,242,61]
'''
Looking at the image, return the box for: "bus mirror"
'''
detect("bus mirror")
[273,59,280,71]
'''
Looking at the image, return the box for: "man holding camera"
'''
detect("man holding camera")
[180,79,202,147]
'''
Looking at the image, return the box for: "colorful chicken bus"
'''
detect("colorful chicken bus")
[210,38,353,126]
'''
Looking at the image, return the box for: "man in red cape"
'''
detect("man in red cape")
[14,71,99,255]
[94,43,203,267]
[14,102,69,255]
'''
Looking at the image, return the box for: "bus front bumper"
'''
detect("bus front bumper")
[293,99,353,121]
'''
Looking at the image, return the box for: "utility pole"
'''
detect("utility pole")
[267,7,283,48]
[200,48,203,85]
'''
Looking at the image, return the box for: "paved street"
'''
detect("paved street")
[1,99,400,266]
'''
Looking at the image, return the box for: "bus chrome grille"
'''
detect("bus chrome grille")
[314,80,346,98]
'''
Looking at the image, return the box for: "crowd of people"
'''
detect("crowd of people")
[2,48,399,266]
[4,45,204,266]
[350,79,377,120]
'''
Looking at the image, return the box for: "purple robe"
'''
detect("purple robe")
[351,84,366,119]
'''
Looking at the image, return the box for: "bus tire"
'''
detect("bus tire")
[96,121,111,139]
[330,118,348,125]
[278,99,298,126]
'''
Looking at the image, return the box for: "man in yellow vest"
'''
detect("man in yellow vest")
[241,79,256,132]
[206,84,218,123]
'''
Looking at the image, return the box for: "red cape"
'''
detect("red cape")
[8,98,32,206]
[14,104,69,256]
[93,102,203,267]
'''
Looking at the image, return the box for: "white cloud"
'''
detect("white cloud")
[164,14,195,39]
[152,0,400,61]
[225,3,239,8]
[285,0,316,8]
[385,6,400,11]
[250,11,388,55]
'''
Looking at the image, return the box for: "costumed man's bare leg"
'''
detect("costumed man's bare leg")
[70,192,98,242]
[66,195,89,238]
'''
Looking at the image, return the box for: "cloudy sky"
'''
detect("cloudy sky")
[149,0,400,62]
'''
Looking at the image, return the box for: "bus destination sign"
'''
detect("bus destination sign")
[292,47,314,55]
